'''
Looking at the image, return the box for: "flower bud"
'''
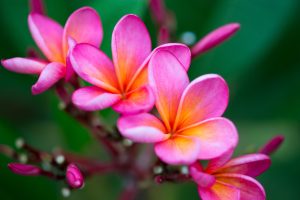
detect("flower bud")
[29,0,45,15]
[66,163,84,189]
[259,135,285,155]
[8,163,41,176]
[191,23,240,58]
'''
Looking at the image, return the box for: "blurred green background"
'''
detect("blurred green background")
[0,0,299,199]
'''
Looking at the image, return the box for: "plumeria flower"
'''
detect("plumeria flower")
[117,50,238,164]
[189,149,271,200]
[70,14,190,114]
[1,7,103,94]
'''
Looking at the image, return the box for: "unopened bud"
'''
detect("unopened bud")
[191,23,240,58]
[259,135,285,155]
[8,163,41,176]
[66,163,84,189]
[29,0,45,15]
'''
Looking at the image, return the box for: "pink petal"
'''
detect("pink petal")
[70,44,119,93]
[154,135,201,165]
[112,14,151,89]
[65,37,77,81]
[112,85,155,115]
[117,113,169,143]
[126,43,191,91]
[63,7,103,57]
[259,135,285,155]
[216,154,271,177]
[189,162,216,188]
[216,174,266,200]
[180,117,238,160]
[28,13,64,62]
[72,86,121,111]
[175,74,229,130]
[191,23,240,58]
[154,43,191,70]
[31,62,65,95]
[198,181,240,200]
[206,148,234,173]
[149,50,189,130]
[1,57,47,74]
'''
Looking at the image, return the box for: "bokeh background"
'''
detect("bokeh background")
[1,0,300,199]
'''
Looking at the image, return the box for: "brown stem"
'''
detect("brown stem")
[155,173,191,184]
[55,82,121,159]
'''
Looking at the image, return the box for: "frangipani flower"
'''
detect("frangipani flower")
[117,50,238,164]
[1,7,103,94]
[189,149,271,200]
[70,14,190,114]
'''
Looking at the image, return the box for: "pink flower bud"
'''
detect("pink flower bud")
[158,26,170,45]
[8,163,41,176]
[66,163,84,189]
[259,135,285,155]
[191,23,240,58]
[149,0,166,25]
[29,0,45,15]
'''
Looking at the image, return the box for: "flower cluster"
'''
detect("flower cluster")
[1,4,282,200]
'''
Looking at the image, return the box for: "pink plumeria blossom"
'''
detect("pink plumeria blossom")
[1,7,103,94]
[8,163,41,176]
[70,14,190,114]
[191,23,240,58]
[189,149,271,200]
[117,50,238,165]
[66,163,84,189]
